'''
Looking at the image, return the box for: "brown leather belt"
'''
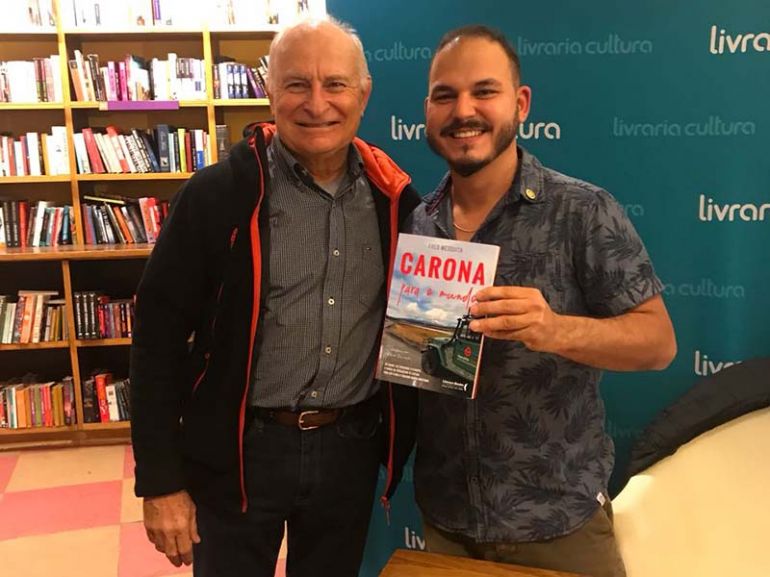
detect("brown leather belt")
[262,408,341,431]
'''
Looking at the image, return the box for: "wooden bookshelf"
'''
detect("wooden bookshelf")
[76,338,132,348]
[0,0,278,446]
[76,173,195,181]
[0,175,71,184]
[0,245,153,262]
[0,341,69,351]
[0,102,66,111]
[214,98,271,107]
[62,28,205,38]
[82,421,131,431]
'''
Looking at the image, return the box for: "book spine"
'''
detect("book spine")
[63,377,75,426]
[18,200,29,249]
[112,205,134,243]
[43,384,53,427]
[138,131,160,172]
[125,205,148,243]
[155,124,170,172]
[81,378,98,423]
[94,373,111,423]
[30,294,46,343]
[105,384,120,422]
[82,128,106,173]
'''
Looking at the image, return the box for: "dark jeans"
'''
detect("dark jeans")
[193,397,382,577]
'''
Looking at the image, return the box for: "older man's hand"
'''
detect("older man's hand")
[143,490,201,567]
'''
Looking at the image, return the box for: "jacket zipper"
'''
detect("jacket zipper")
[191,228,239,394]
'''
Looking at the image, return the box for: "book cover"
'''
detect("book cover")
[375,233,500,399]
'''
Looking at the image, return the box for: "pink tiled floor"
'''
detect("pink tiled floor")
[0,445,286,577]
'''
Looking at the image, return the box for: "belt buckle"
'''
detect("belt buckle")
[298,410,320,431]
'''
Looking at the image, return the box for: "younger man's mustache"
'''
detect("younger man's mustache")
[440,119,491,136]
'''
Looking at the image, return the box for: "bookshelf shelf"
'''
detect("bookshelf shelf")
[214,98,271,107]
[76,173,193,181]
[209,26,280,38]
[0,424,79,436]
[0,30,57,40]
[70,100,208,109]
[0,245,153,262]
[62,28,204,39]
[82,421,130,431]
[0,341,70,351]
[76,338,131,348]
[0,175,71,184]
[0,102,65,111]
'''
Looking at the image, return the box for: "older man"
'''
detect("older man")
[410,25,677,577]
[130,18,419,577]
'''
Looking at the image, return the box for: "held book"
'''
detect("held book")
[376,233,500,399]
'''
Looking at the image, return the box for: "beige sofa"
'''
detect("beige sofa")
[613,406,770,577]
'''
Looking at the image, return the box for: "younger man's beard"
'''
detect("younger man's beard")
[427,115,519,177]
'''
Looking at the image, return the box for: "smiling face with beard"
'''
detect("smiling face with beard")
[427,113,519,177]
[425,36,530,178]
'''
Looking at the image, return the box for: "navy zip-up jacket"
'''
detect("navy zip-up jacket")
[130,124,420,512]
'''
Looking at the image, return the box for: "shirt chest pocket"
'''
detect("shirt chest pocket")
[354,244,385,307]
[494,251,567,313]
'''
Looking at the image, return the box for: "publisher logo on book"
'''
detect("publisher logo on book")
[389,116,561,141]
[709,25,770,55]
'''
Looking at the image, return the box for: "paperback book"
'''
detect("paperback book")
[376,233,499,399]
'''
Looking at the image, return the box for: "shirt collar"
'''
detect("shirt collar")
[425,145,546,218]
[270,133,365,188]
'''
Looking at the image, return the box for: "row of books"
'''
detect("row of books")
[82,195,168,245]
[0,200,75,249]
[69,0,209,28]
[0,292,68,345]
[74,292,135,340]
[73,125,210,174]
[0,377,76,429]
[213,56,269,100]
[2,1,55,31]
[81,373,131,423]
[0,129,70,177]
[69,51,206,102]
[0,0,322,31]
[0,57,64,103]
[64,0,322,28]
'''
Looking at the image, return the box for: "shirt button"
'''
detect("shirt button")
[324,345,332,354]
[327,297,335,306]
[333,249,340,257]
[310,391,318,398]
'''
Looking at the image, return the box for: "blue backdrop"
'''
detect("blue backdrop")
[325,1,770,574]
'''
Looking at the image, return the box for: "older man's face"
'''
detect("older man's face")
[268,25,370,167]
